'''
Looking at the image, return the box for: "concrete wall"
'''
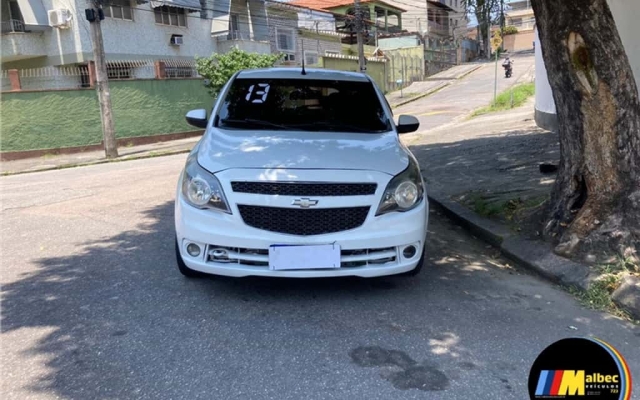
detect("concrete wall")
[502,31,535,52]
[321,55,387,93]
[534,0,640,132]
[383,46,424,87]
[378,36,421,50]
[2,0,217,68]
[0,79,212,151]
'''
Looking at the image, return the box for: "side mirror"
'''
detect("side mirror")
[396,115,420,134]
[185,109,208,129]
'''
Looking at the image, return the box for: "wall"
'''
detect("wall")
[0,79,212,151]
[502,31,535,52]
[383,46,424,89]
[299,30,342,64]
[378,36,420,50]
[266,6,298,62]
[2,0,217,68]
[321,55,387,92]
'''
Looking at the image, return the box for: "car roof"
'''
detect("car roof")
[235,67,371,82]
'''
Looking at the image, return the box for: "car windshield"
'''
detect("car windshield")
[216,78,392,133]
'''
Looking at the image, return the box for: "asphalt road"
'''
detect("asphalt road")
[395,53,536,133]
[1,154,638,400]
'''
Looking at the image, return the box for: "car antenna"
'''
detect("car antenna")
[300,38,307,75]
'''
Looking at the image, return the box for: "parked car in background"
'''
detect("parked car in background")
[174,68,428,278]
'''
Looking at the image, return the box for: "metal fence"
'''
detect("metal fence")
[19,66,90,91]
[2,59,201,92]
[1,70,12,92]
[386,54,424,92]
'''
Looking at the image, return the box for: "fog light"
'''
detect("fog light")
[186,243,201,257]
[403,245,417,259]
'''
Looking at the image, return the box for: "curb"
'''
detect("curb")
[1,148,192,177]
[426,190,596,291]
[391,83,449,109]
[390,65,483,109]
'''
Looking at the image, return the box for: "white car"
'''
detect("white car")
[174,67,428,278]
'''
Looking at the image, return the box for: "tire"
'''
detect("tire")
[175,239,206,278]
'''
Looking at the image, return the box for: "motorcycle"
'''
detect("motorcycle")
[502,61,513,78]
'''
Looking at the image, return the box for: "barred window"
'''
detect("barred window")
[154,6,187,27]
[103,0,133,20]
[166,66,194,78]
[107,63,132,80]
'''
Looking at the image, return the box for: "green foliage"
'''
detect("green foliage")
[195,47,284,98]
[471,82,535,116]
[502,25,518,35]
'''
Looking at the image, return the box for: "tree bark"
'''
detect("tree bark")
[531,0,640,263]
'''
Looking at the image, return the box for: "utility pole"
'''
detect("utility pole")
[86,0,118,158]
[486,6,491,60]
[500,0,505,52]
[354,0,366,72]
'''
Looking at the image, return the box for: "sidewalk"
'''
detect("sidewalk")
[386,63,485,108]
[404,98,640,321]
[1,137,199,175]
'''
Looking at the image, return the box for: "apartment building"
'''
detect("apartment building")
[1,0,271,74]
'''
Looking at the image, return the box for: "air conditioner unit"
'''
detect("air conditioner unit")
[170,35,184,45]
[48,9,73,28]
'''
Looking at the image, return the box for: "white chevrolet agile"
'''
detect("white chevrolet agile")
[174,67,428,278]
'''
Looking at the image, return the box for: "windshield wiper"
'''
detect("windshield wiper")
[293,122,386,133]
[219,118,292,130]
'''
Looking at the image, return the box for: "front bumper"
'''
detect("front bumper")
[174,169,429,278]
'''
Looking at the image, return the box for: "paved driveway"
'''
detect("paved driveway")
[1,155,638,399]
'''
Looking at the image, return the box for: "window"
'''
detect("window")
[154,6,187,27]
[216,78,392,133]
[303,51,318,66]
[79,65,90,87]
[103,0,133,20]
[107,63,132,80]
[166,66,195,78]
[275,27,295,52]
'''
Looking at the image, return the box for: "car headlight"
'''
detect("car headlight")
[181,153,231,213]
[376,156,424,216]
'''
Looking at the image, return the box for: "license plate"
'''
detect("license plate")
[268,244,341,270]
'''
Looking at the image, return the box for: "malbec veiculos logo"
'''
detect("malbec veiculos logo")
[528,337,632,399]
[535,370,621,396]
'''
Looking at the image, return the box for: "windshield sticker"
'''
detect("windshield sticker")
[245,83,270,103]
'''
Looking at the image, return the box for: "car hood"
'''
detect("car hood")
[197,129,409,176]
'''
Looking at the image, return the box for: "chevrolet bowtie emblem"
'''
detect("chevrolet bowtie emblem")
[292,198,319,208]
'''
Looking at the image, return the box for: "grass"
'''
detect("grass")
[470,82,535,117]
[569,256,640,323]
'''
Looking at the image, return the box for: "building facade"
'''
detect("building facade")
[0,0,273,67]
[265,1,344,67]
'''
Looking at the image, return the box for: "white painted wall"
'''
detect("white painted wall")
[533,27,555,115]
[534,0,640,125]
[7,0,217,65]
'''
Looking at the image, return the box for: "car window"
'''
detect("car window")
[216,78,392,133]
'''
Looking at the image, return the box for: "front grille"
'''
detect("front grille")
[231,182,377,196]
[205,244,397,268]
[237,205,370,235]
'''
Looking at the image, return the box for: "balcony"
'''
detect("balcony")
[0,20,46,62]
[426,20,449,36]
[216,31,271,55]
[1,19,25,33]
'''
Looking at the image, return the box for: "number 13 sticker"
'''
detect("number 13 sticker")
[245,83,270,103]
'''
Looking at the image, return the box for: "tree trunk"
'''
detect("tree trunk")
[531,0,640,263]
